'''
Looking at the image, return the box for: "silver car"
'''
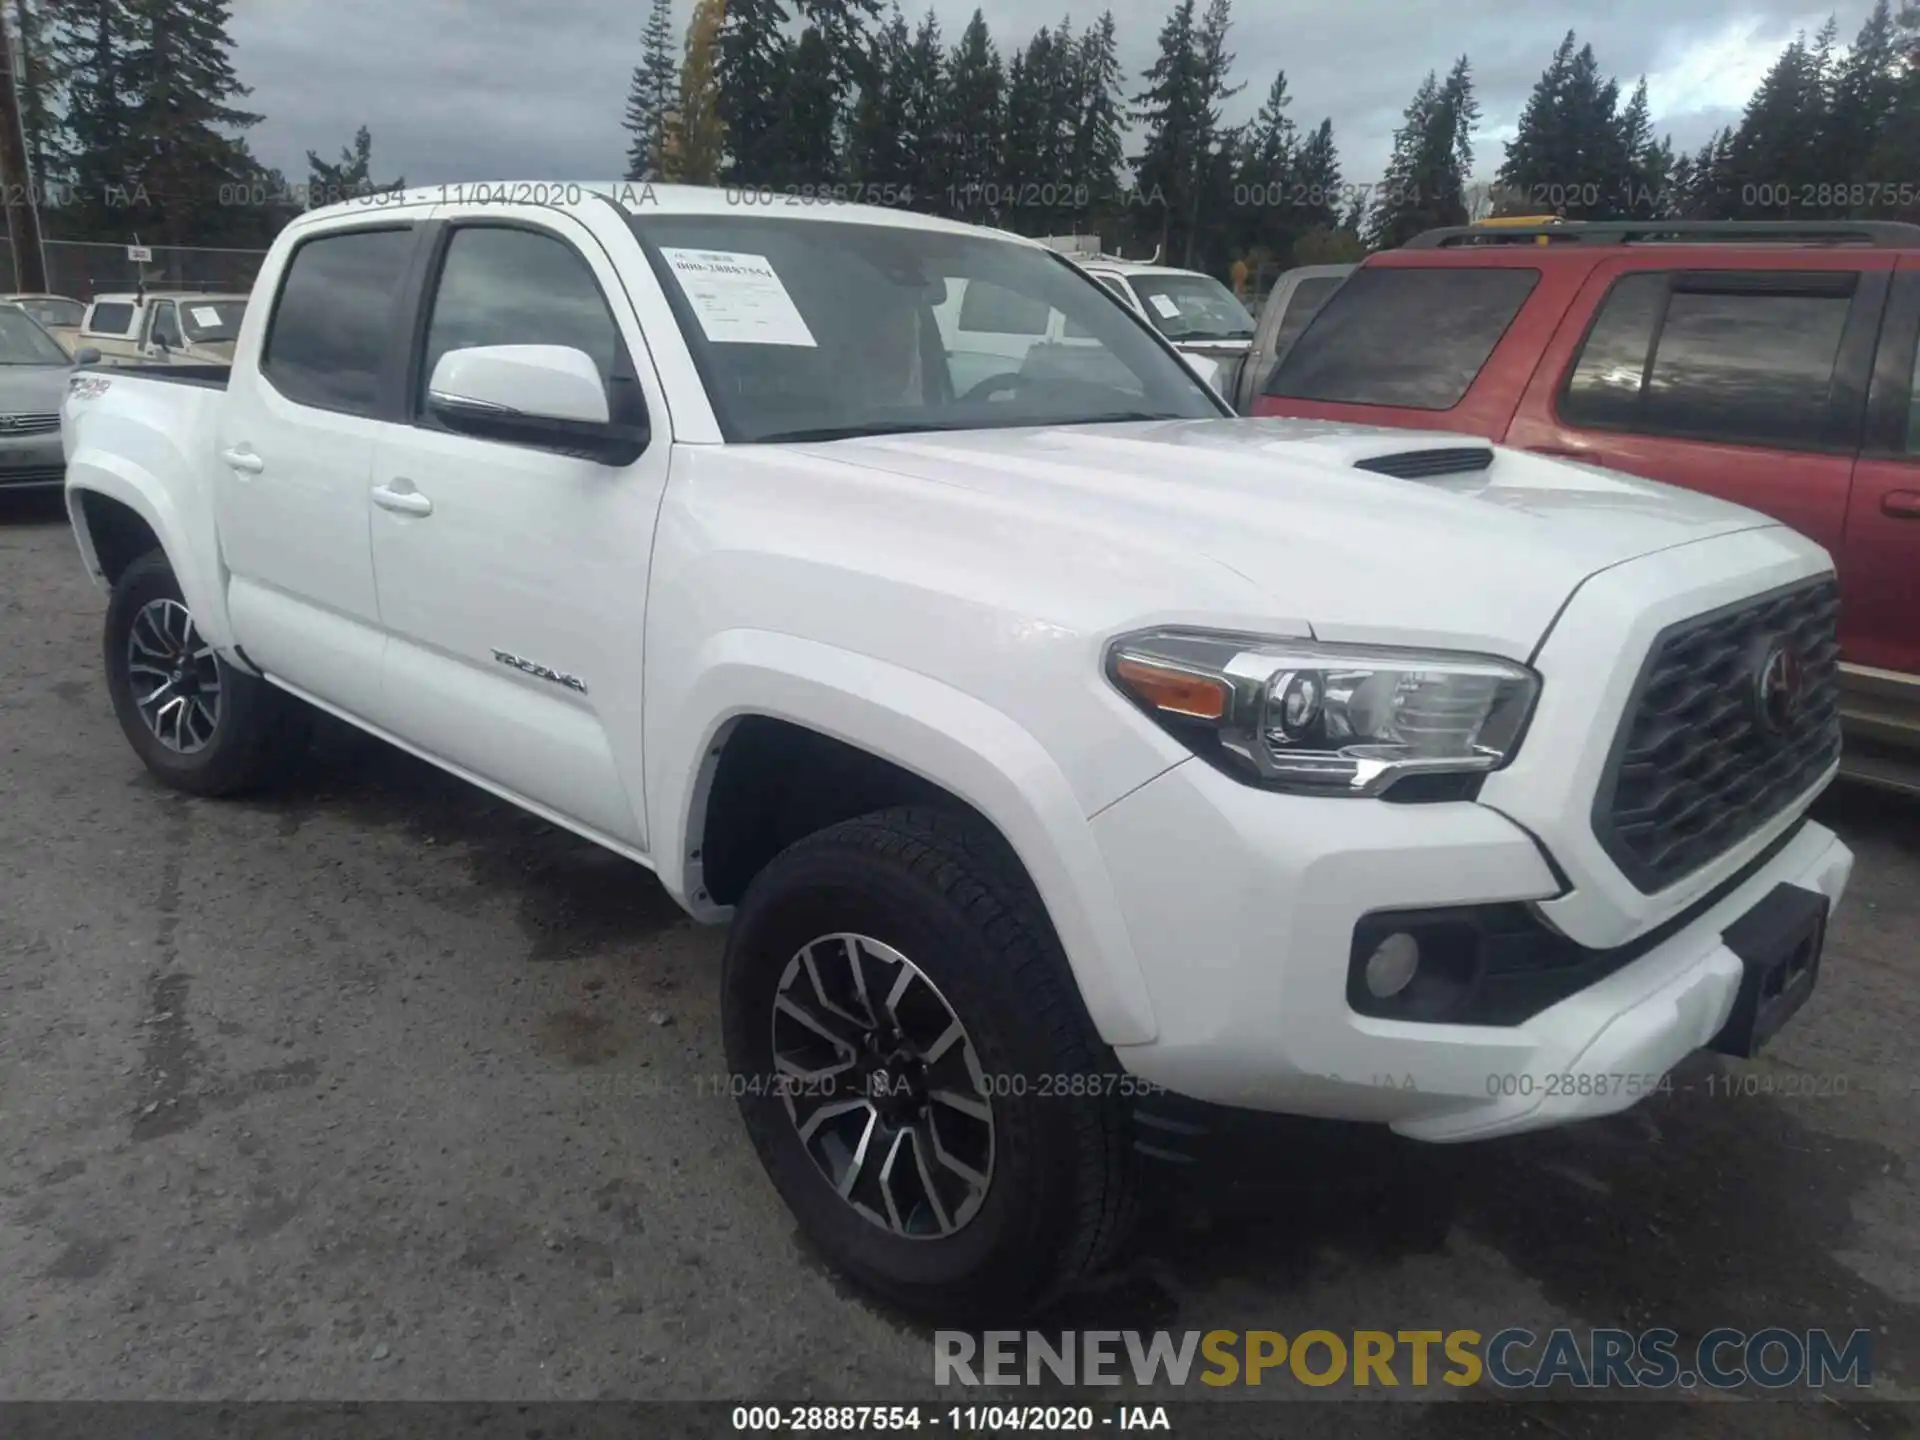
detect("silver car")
[0,305,74,492]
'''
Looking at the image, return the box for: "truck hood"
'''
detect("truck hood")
[0,362,74,414]
[794,417,1780,658]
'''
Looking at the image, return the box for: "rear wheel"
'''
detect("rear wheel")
[103,549,310,795]
[722,806,1138,1319]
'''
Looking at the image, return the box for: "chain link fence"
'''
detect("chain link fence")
[0,238,267,299]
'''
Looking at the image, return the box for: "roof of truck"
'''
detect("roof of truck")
[300,182,1050,245]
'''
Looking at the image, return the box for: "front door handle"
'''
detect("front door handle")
[371,480,433,517]
[219,446,265,475]
[1883,489,1920,519]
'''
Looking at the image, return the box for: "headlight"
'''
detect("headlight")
[1106,630,1539,797]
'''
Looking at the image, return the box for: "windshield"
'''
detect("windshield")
[1127,273,1256,342]
[628,213,1224,442]
[178,299,245,343]
[14,297,83,329]
[0,307,73,365]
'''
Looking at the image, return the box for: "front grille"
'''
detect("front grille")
[0,412,60,435]
[1353,446,1494,479]
[1594,577,1841,893]
[0,464,65,487]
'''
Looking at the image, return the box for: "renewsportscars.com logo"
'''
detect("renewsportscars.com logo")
[934,1328,1874,1391]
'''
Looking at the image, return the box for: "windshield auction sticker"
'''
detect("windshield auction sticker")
[661,248,818,348]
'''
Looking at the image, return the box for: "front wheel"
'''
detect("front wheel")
[103,549,310,796]
[721,806,1138,1319]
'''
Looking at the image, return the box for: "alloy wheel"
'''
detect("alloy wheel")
[127,598,222,754]
[771,933,995,1238]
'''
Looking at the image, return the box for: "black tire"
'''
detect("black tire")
[722,805,1138,1320]
[103,548,310,796]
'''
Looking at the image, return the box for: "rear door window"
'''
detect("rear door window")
[1561,271,1855,450]
[1264,266,1539,410]
[262,226,415,416]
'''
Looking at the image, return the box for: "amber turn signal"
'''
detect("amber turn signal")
[1113,656,1230,721]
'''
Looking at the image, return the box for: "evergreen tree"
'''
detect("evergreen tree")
[1830,2,1901,212]
[1667,150,1697,217]
[666,0,726,183]
[1189,0,1243,267]
[1070,11,1124,207]
[14,0,66,200]
[1131,0,1240,265]
[944,9,1003,221]
[1724,35,1827,216]
[717,0,792,181]
[1495,32,1628,219]
[1366,58,1478,249]
[1339,188,1365,236]
[1230,72,1294,270]
[54,0,135,238]
[625,0,681,179]
[896,9,949,207]
[305,125,402,206]
[1041,15,1078,193]
[1240,71,1296,194]
[1291,115,1342,233]
[1003,44,1037,199]
[780,26,840,183]
[792,0,884,138]
[1003,25,1074,225]
[118,0,263,246]
[846,6,911,189]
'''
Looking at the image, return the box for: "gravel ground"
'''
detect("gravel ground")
[2,492,1915,1437]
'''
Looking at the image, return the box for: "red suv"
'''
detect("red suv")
[1253,219,1920,785]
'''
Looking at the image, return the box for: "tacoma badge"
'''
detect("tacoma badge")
[491,649,588,694]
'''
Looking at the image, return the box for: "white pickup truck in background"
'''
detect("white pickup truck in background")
[62,184,1852,1319]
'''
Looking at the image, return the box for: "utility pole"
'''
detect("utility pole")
[0,5,47,292]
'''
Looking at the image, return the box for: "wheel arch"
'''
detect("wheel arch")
[67,466,241,660]
[653,630,1160,1046]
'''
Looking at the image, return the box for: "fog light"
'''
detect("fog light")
[1364,932,1421,998]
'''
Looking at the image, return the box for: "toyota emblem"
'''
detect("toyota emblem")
[1756,641,1805,735]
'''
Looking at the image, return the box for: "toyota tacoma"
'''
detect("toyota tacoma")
[60,184,1853,1318]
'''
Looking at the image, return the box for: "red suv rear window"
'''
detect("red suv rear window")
[1264,266,1540,410]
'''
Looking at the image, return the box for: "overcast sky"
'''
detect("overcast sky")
[231,0,1863,191]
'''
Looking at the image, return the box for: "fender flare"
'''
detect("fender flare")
[652,629,1160,1046]
[65,452,241,660]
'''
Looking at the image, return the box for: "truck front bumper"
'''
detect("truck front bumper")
[1092,758,1853,1142]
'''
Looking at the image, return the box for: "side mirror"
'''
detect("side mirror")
[73,346,103,367]
[426,344,649,464]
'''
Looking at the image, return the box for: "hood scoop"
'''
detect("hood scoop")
[1353,446,1495,480]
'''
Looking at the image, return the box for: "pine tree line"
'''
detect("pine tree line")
[14,0,1920,263]
[630,0,1920,279]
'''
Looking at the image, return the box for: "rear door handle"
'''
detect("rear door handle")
[219,446,264,475]
[1526,445,1587,460]
[1883,490,1920,519]
[371,481,433,517]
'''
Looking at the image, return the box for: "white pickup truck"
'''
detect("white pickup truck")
[61,184,1853,1319]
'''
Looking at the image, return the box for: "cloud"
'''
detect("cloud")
[230,0,1872,190]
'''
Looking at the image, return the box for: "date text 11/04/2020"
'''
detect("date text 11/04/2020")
[733,1407,1170,1432]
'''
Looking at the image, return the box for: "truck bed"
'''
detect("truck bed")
[82,362,231,389]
